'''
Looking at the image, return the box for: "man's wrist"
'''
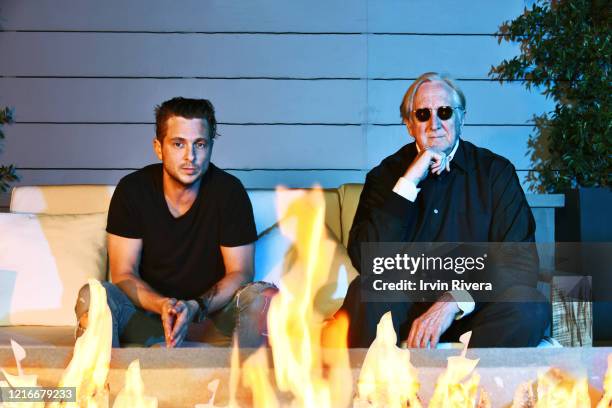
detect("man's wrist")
[393,176,421,202]
[448,290,476,320]
[439,292,460,314]
[446,301,460,316]
[186,299,200,322]
[401,170,422,185]
[193,297,209,323]
[157,297,173,314]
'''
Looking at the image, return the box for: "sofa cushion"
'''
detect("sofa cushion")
[338,183,364,247]
[254,222,358,320]
[0,212,108,326]
[10,185,116,214]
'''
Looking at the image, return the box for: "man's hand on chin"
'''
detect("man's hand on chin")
[404,148,450,184]
[406,293,459,349]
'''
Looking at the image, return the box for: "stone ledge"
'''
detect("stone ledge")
[526,193,565,208]
[0,346,609,407]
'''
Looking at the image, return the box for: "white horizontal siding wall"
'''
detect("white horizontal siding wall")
[0,0,550,209]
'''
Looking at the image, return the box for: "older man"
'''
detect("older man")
[338,72,549,348]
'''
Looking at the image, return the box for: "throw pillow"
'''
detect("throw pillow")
[254,223,358,320]
[0,212,108,326]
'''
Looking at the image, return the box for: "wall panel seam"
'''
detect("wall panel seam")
[16,167,539,172]
[0,76,531,81]
[1,30,500,36]
[12,121,535,126]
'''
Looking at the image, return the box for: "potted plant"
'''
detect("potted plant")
[489,0,610,230]
[489,0,611,345]
[0,106,18,193]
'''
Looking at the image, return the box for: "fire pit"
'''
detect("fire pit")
[0,346,610,407]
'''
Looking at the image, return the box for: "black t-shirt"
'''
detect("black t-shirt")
[106,163,257,300]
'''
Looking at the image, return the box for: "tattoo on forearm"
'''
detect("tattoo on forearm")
[199,283,219,311]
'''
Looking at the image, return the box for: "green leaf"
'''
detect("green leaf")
[0,106,18,191]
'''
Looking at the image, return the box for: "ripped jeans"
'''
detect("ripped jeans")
[78,281,278,348]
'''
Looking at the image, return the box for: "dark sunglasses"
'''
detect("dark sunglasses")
[412,106,461,122]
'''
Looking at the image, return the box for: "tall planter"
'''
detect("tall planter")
[556,188,612,243]
[556,188,612,345]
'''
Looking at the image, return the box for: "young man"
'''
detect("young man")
[75,97,276,348]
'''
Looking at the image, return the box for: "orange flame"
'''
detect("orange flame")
[598,355,612,407]
[47,279,155,407]
[0,340,44,408]
[534,368,591,408]
[49,278,112,408]
[112,360,157,408]
[512,367,596,407]
[232,187,353,407]
[429,332,484,408]
[242,348,279,408]
[354,311,422,408]
[266,187,352,407]
[228,337,240,408]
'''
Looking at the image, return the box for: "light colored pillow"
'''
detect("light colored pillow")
[0,212,108,326]
[254,223,358,319]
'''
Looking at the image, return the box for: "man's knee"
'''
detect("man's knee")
[501,299,549,322]
[75,284,91,319]
[74,281,133,322]
[230,282,278,348]
[491,298,550,341]
[504,301,550,347]
[236,282,278,315]
[468,300,549,347]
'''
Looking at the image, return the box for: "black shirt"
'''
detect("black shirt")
[349,139,538,299]
[106,163,257,300]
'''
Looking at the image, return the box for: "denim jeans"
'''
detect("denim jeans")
[77,281,277,348]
